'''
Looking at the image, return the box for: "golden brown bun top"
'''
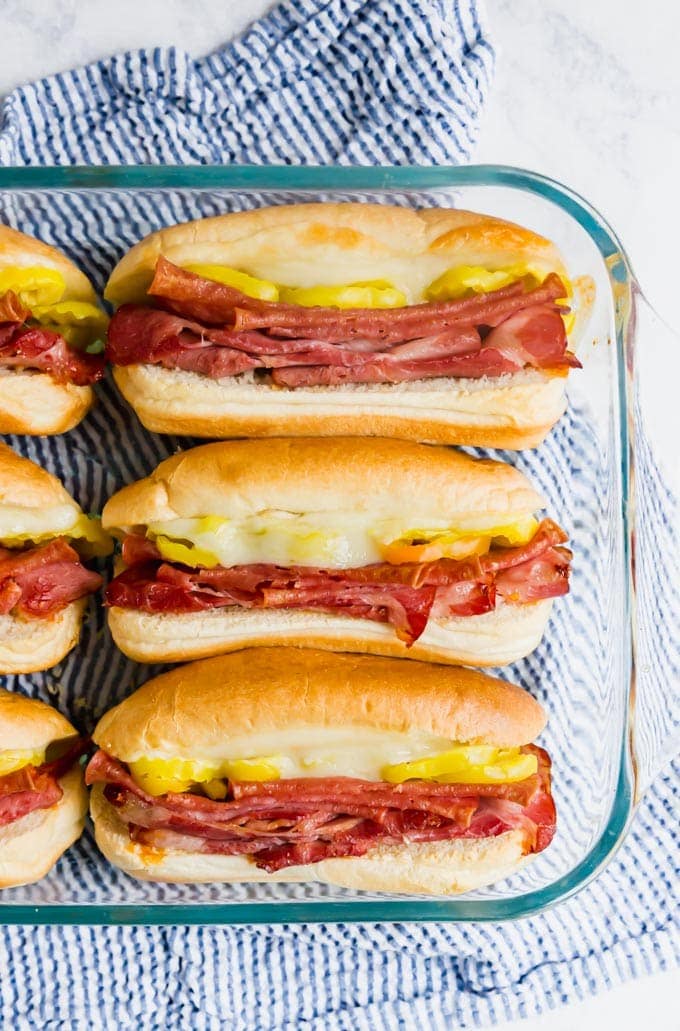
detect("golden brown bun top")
[102,436,544,532]
[93,648,547,758]
[104,202,567,305]
[0,224,97,302]
[0,442,80,513]
[0,687,78,751]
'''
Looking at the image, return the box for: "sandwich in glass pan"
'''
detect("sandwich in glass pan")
[0,164,657,924]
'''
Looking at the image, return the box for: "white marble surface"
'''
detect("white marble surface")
[477,0,680,490]
[0,2,677,1027]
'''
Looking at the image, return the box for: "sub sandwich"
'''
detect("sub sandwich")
[0,443,111,674]
[0,224,107,434]
[102,437,571,665]
[86,650,556,894]
[104,202,583,448]
[0,689,88,888]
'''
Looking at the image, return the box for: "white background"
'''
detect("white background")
[0,1,677,1027]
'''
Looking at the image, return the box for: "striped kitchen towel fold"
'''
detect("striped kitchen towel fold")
[0,0,493,167]
[0,2,678,1029]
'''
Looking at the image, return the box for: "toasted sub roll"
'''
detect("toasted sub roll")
[102,437,571,666]
[0,224,107,434]
[0,442,111,674]
[87,649,556,894]
[0,689,87,888]
[104,202,584,447]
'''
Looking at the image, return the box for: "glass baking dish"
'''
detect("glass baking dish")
[0,164,646,925]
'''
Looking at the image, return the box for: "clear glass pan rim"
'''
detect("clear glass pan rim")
[0,163,636,925]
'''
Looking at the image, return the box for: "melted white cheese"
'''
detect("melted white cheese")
[148,510,537,570]
[127,728,456,781]
[0,503,80,540]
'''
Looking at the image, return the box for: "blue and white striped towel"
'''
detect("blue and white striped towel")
[0,2,678,1028]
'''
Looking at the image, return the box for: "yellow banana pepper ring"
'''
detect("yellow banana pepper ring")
[279,282,407,308]
[221,758,280,782]
[0,749,45,775]
[382,746,538,784]
[153,534,221,569]
[380,535,490,564]
[67,514,114,557]
[129,755,281,796]
[185,264,280,301]
[425,266,520,301]
[0,266,65,306]
[32,300,108,332]
[128,757,216,796]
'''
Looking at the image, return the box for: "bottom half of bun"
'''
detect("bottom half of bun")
[0,599,87,674]
[107,599,553,666]
[0,371,94,435]
[90,786,531,895]
[0,768,88,888]
[114,365,567,448]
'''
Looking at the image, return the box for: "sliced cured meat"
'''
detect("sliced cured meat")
[231,276,566,339]
[234,279,568,345]
[108,787,478,839]
[86,746,550,811]
[386,326,482,359]
[0,289,105,384]
[86,745,555,871]
[107,310,500,378]
[121,534,165,566]
[269,348,525,387]
[108,561,436,645]
[494,548,571,602]
[107,306,394,366]
[106,259,580,385]
[148,256,282,324]
[271,308,580,386]
[0,538,102,618]
[161,345,257,379]
[105,520,571,645]
[105,305,260,375]
[0,322,105,385]
[483,305,571,366]
[148,258,559,339]
[0,737,88,828]
[0,767,63,826]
